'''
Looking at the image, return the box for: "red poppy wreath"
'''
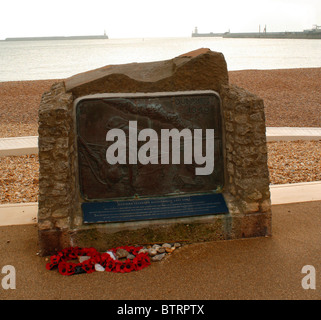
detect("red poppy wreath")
[46,246,150,276]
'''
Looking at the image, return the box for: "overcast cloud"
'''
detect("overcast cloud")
[0,0,320,39]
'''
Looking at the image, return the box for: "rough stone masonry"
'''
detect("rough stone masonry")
[38,48,271,255]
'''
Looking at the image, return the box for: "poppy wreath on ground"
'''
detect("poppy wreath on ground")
[46,246,151,276]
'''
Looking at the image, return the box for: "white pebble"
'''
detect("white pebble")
[95,263,105,272]
[79,256,90,263]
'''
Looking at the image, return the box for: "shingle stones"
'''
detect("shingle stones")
[139,243,182,262]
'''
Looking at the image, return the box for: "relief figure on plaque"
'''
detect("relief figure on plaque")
[76,95,223,200]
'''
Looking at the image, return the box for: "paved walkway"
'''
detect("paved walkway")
[0,127,320,156]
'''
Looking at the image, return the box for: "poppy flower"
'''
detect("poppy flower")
[77,248,89,256]
[58,261,67,275]
[50,254,62,266]
[111,261,120,273]
[130,246,143,256]
[105,260,116,272]
[66,263,76,275]
[133,258,144,271]
[81,261,94,273]
[62,247,77,259]
[137,253,150,265]
[72,247,83,256]
[58,261,74,276]
[57,252,64,259]
[90,253,102,265]
[124,260,134,272]
[46,263,55,270]
[141,255,151,267]
[80,247,97,257]
[100,253,113,267]
[115,262,127,273]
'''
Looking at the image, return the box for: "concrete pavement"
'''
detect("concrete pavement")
[0,136,38,156]
[1,200,320,300]
[0,203,38,226]
[266,127,321,142]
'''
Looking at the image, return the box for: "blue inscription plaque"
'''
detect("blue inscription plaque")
[82,193,228,224]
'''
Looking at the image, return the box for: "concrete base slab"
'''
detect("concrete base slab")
[270,181,321,205]
[0,136,38,156]
[266,127,321,141]
[0,203,38,226]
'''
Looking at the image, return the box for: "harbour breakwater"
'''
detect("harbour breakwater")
[3,35,109,41]
[192,31,321,39]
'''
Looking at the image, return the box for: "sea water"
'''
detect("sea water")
[0,37,320,82]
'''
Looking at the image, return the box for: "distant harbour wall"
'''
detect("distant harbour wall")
[192,33,224,37]
[223,32,321,39]
[4,35,109,41]
[192,32,321,39]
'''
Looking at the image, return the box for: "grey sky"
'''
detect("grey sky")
[0,0,320,39]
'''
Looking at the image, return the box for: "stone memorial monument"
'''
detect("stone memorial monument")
[38,48,271,255]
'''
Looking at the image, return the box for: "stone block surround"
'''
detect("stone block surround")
[38,48,271,256]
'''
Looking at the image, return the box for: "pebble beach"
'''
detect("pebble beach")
[0,68,320,204]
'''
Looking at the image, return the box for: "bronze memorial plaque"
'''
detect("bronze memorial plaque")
[76,91,227,223]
